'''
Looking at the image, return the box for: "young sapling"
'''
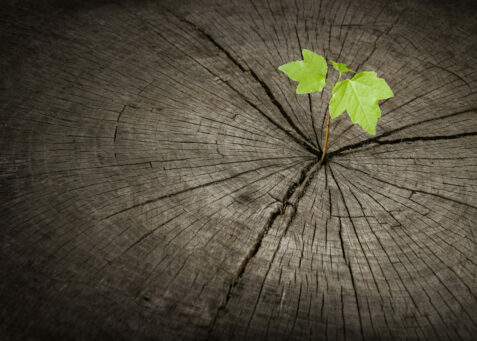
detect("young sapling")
[279,49,394,163]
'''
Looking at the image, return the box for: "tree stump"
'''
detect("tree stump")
[1,0,476,339]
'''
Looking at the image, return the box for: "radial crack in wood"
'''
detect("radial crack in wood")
[0,0,476,340]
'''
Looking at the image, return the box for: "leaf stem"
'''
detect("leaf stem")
[319,111,331,164]
[325,79,334,89]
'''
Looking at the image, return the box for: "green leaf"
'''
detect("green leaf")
[329,72,394,135]
[331,61,355,74]
[278,49,328,94]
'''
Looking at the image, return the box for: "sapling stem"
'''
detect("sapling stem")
[320,77,335,164]
[279,50,394,153]
[319,112,331,164]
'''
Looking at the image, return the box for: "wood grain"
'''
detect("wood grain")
[1,0,476,339]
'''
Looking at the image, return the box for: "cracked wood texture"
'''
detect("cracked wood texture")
[1,0,476,339]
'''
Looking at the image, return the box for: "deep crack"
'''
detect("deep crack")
[330,130,477,158]
[175,14,319,155]
[208,158,322,336]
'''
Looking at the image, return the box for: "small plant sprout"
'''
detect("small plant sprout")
[279,49,394,163]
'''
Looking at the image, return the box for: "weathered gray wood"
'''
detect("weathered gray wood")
[1,0,476,339]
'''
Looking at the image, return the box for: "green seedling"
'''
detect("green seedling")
[279,49,394,163]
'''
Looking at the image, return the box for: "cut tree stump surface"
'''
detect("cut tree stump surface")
[1,0,476,339]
